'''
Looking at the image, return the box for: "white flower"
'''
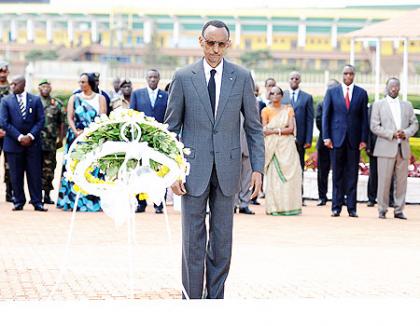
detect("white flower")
[183,148,191,155]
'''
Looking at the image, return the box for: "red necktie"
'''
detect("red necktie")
[345,87,350,110]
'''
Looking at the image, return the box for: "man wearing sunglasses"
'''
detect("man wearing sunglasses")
[164,20,264,299]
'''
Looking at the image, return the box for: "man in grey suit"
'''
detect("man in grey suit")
[370,77,418,219]
[164,20,264,299]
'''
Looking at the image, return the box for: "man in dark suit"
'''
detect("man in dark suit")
[322,64,369,218]
[315,79,340,206]
[164,20,264,299]
[0,76,47,211]
[282,71,314,205]
[130,68,169,214]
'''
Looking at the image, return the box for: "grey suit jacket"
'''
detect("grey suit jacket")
[164,59,264,197]
[370,98,418,159]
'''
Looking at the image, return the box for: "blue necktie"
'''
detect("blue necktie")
[18,95,27,119]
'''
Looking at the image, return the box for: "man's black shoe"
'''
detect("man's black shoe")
[34,204,48,212]
[12,205,24,211]
[155,207,163,214]
[317,199,327,206]
[136,206,146,213]
[367,201,375,207]
[6,194,13,203]
[394,213,407,220]
[239,207,255,215]
[43,192,55,205]
[331,210,340,217]
[234,206,237,214]
[349,211,358,218]
[378,212,386,219]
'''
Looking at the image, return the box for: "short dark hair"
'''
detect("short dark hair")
[146,68,160,78]
[269,86,283,96]
[343,64,356,73]
[201,20,230,39]
[386,77,400,86]
[264,77,276,87]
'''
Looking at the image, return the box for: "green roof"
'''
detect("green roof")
[157,23,173,30]
[206,16,234,21]
[306,17,335,23]
[146,14,171,19]
[271,17,300,22]
[242,24,266,32]
[273,25,298,33]
[178,15,203,20]
[338,18,367,24]
[307,25,331,34]
[133,22,144,30]
[337,26,361,33]
[181,23,202,30]
[239,16,267,21]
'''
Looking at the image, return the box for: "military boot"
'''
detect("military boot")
[43,191,55,205]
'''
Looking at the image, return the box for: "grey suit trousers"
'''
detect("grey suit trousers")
[181,166,235,299]
[235,154,252,208]
[377,147,408,215]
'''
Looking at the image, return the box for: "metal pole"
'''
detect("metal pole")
[350,38,355,65]
[403,38,408,101]
[375,38,381,102]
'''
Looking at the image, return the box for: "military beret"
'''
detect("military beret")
[119,78,132,88]
[38,79,50,86]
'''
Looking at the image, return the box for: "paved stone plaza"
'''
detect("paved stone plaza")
[0,188,419,300]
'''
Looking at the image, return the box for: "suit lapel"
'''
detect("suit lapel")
[191,60,215,124]
[336,86,347,112]
[27,94,32,114]
[400,99,406,128]
[349,86,358,112]
[215,60,236,126]
[142,88,153,111]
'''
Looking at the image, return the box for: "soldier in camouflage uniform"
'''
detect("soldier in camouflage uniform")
[0,61,13,202]
[110,78,132,111]
[38,79,64,205]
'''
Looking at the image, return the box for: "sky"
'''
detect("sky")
[50,0,420,9]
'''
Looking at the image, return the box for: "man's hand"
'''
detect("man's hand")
[57,139,63,149]
[249,171,262,199]
[324,139,333,149]
[359,142,367,151]
[397,130,406,139]
[304,143,311,149]
[19,135,32,147]
[171,180,187,196]
[0,128,5,138]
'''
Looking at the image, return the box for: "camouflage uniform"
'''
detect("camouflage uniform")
[0,82,13,200]
[40,96,63,192]
[110,95,130,111]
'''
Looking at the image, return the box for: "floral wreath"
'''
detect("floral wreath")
[64,109,190,224]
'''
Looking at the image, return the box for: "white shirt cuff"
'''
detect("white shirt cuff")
[28,133,35,140]
[18,134,24,141]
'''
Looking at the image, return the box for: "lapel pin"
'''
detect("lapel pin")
[29,108,32,114]
[159,94,162,98]
[229,77,233,81]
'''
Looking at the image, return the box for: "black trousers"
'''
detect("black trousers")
[317,143,331,201]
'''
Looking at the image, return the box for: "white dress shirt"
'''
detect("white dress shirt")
[147,87,158,107]
[16,91,27,108]
[15,92,35,141]
[289,88,300,104]
[341,83,354,102]
[386,95,402,130]
[203,58,223,116]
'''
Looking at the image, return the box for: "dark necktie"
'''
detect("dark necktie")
[208,69,216,115]
[291,91,296,106]
[18,94,26,119]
